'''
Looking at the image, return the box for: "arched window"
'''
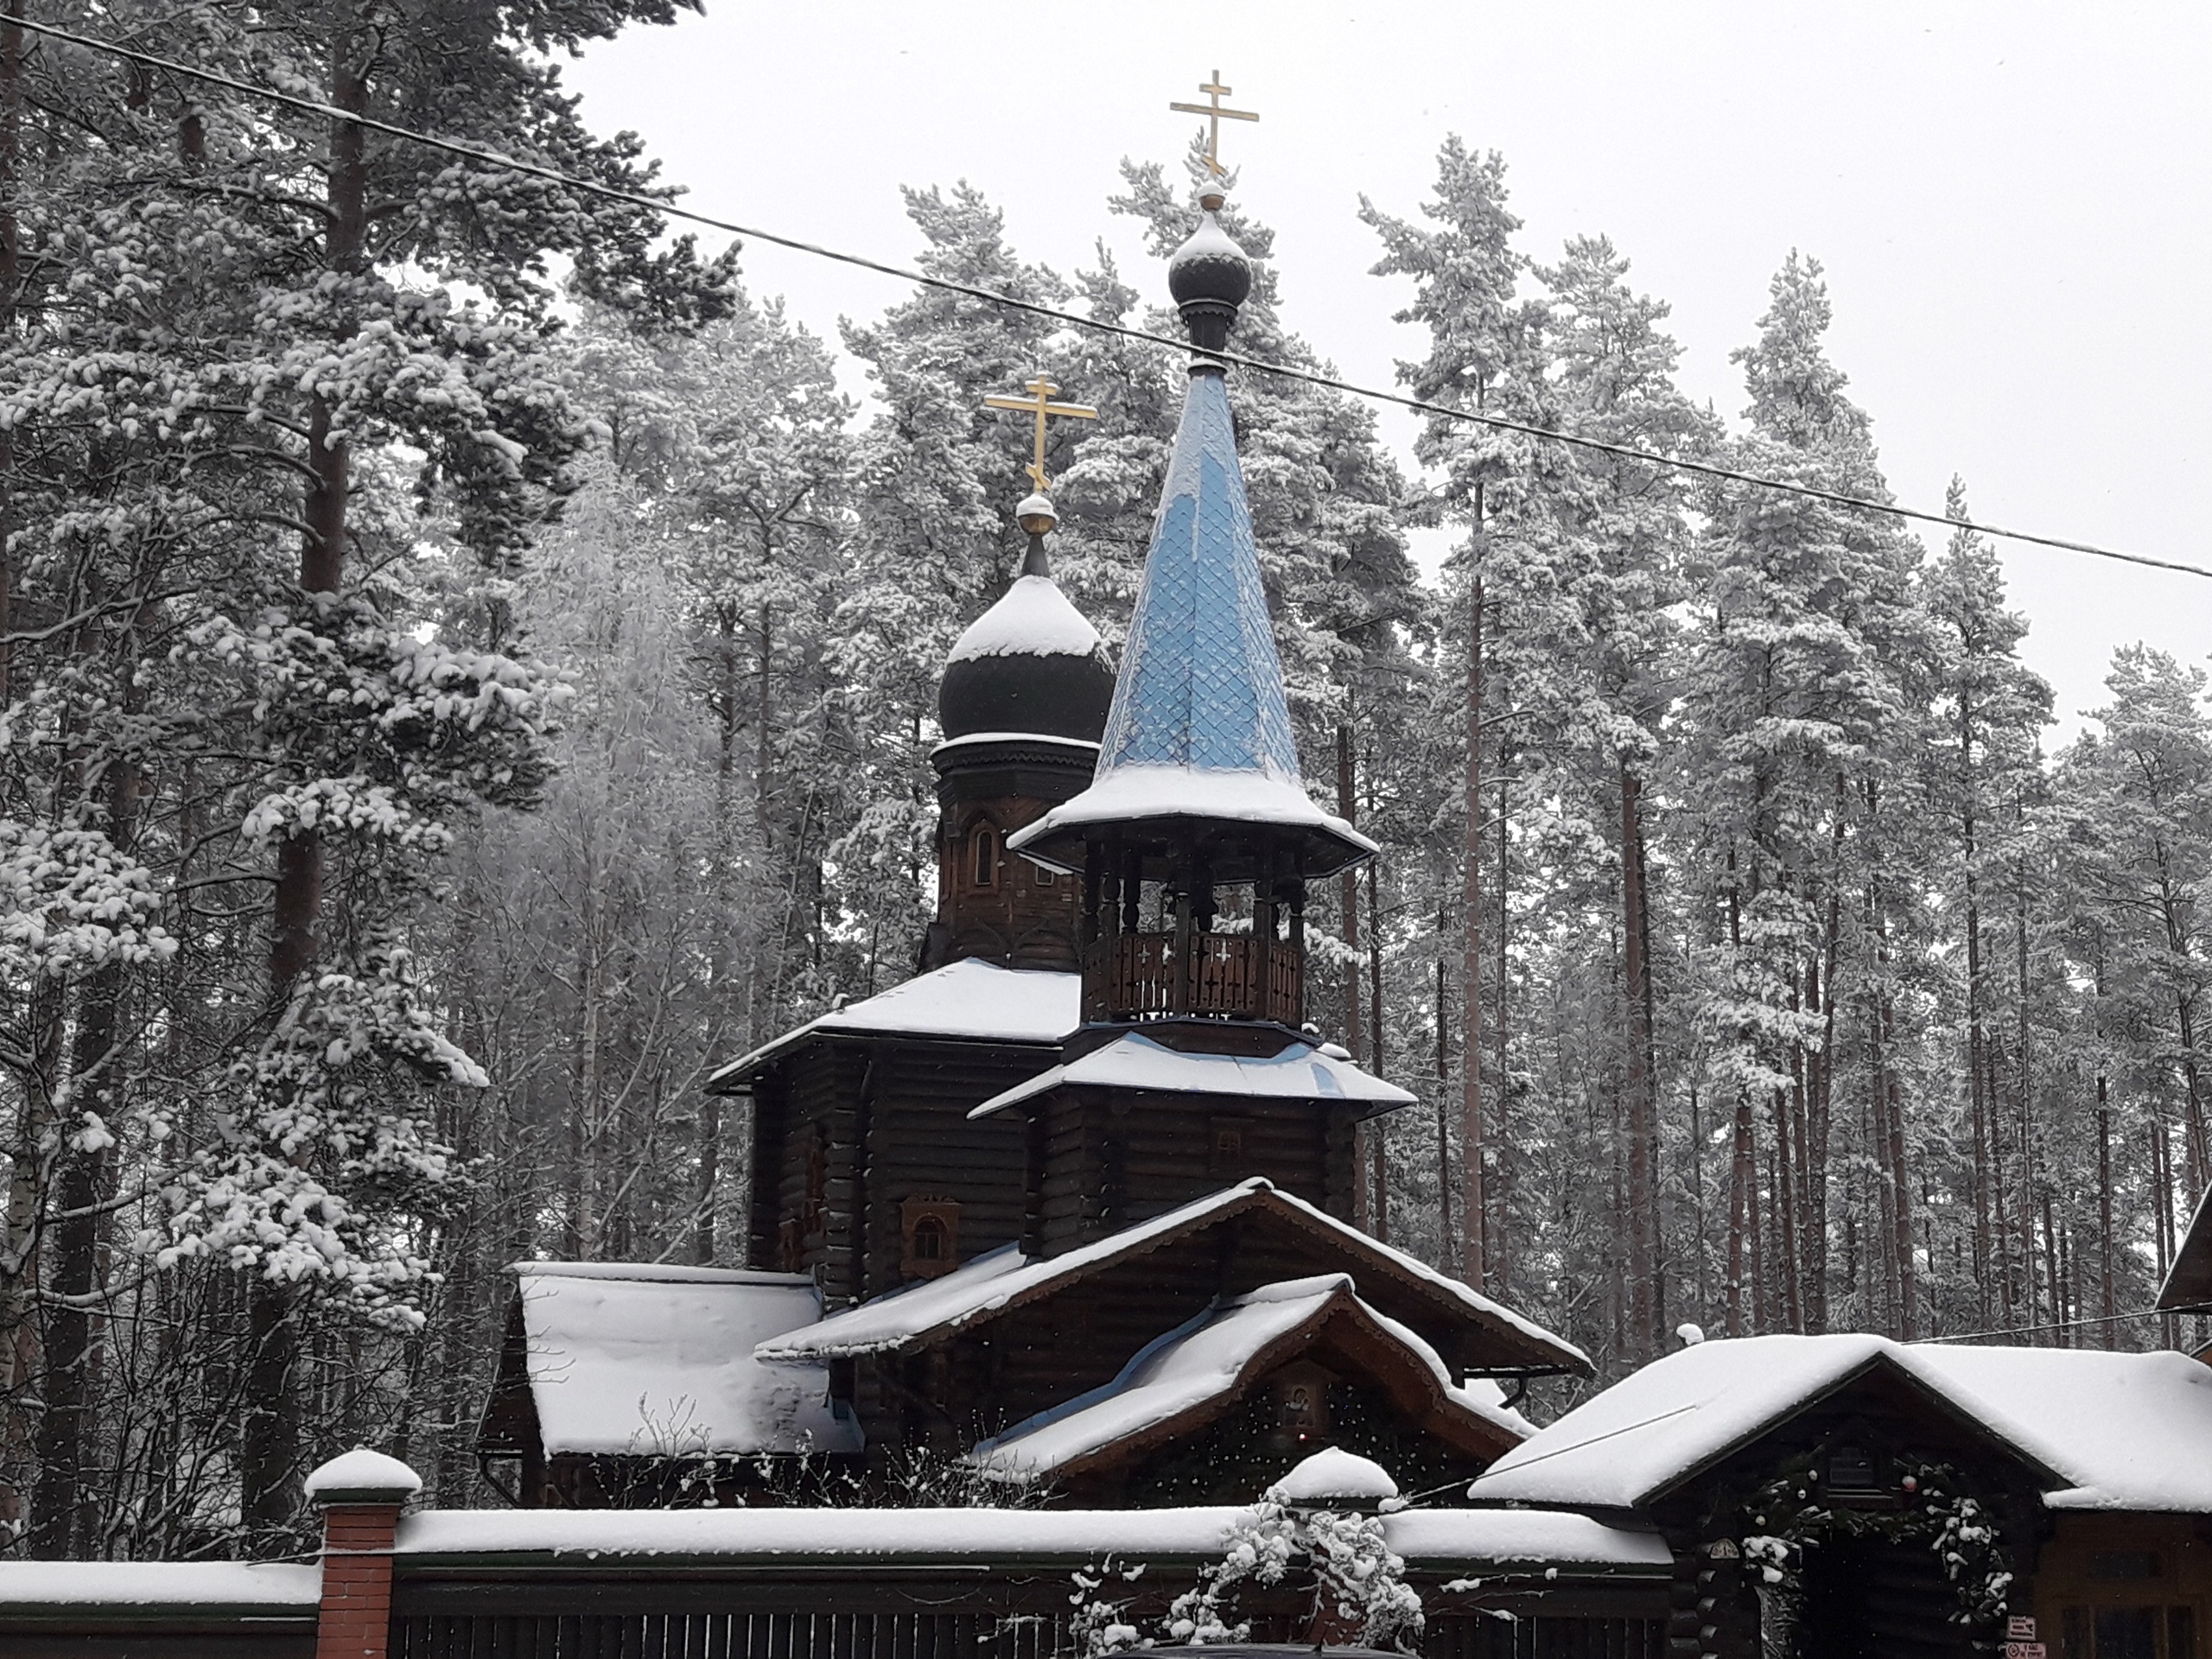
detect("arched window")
[911,1216,945,1262]
[970,824,999,889]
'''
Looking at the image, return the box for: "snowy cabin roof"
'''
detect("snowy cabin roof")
[705,959,1078,1090]
[969,1030,1415,1121]
[1007,370,1373,882]
[390,1502,1669,1573]
[970,1273,1527,1483]
[754,1177,1587,1375]
[1470,1333,2212,1514]
[503,1262,861,1459]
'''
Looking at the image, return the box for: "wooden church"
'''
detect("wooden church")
[480,173,1587,1510]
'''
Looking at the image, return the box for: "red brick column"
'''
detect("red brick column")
[306,1449,421,1659]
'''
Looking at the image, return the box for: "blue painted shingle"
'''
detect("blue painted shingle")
[1096,371,1302,784]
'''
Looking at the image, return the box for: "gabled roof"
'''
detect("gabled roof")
[1467,1333,2212,1513]
[1007,370,1372,881]
[970,1273,1528,1482]
[754,1177,1588,1374]
[2160,1185,2212,1309]
[706,960,1077,1091]
[501,1262,861,1459]
[969,1030,1415,1120]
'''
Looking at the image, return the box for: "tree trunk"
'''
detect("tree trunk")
[32,750,138,1556]
[1621,766,1656,1363]
[2098,1079,2116,1348]
[0,0,17,711]
[1726,1093,1753,1337]
[1460,571,1485,1289]
[1338,721,1369,1235]
[1367,847,1388,1243]
[1434,929,1452,1267]
[1492,742,1510,1297]
[245,15,369,1535]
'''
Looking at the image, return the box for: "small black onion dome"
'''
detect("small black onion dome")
[1168,197,1251,354]
[938,536,1115,746]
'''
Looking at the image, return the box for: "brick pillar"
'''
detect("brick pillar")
[305,1448,421,1659]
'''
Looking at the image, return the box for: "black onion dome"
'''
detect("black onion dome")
[1166,209,1254,311]
[1167,207,1251,353]
[938,546,1115,746]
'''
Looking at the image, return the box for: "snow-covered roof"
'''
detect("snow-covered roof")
[756,1178,1587,1374]
[0,1562,322,1608]
[972,1274,1523,1481]
[511,1262,861,1458]
[948,575,1103,662]
[1471,1334,2212,1514]
[969,1030,1414,1119]
[1909,1344,2212,1512]
[706,960,1077,1089]
[2161,1185,2212,1309]
[1008,766,1376,875]
[1274,1446,1401,1503]
[392,1503,1669,1572]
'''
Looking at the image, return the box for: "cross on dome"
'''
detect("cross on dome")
[984,374,1097,493]
[1169,71,1258,178]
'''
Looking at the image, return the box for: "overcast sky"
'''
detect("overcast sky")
[564,1,2210,738]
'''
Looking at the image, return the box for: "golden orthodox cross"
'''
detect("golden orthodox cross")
[984,374,1098,493]
[1170,71,1259,177]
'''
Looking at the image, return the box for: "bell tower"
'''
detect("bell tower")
[1007,176,1372,1030]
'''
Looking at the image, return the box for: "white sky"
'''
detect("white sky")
[564,1,2212,740]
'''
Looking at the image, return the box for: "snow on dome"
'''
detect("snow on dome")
[948,575,1102,662]
[304,1446,422,1500]
[1273,1446,1399,1503]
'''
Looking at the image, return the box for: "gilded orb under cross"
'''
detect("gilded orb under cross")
[984,374,1097,493]
[1170,71,1258,177]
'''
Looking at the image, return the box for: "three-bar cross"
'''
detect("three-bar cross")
[1169,71,1259,177]
[985,374,1098,493]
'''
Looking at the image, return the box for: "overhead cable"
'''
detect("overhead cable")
[16,14,2212,584]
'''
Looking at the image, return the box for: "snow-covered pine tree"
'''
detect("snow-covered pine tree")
[1360,137,1547,1292]
[0,0,733,1550]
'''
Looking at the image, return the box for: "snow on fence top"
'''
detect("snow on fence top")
[1471,1332,2212,1514]
[389,1503,1671,1571]
[510,1262,861,1458]
[1274,1446,1400,1503]
[708,958,1077,1087]
[0,1561,321,1608]
[968,1030,1415,1120]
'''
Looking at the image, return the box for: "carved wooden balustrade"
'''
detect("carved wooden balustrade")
[1083,931,1302,1024]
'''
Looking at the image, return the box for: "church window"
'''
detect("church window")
[970,825,1000,889]
[1035,863,1056,887]
[901,1198,963,1280]
[1209,1119,1246,1177]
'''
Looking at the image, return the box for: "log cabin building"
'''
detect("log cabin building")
[480,174,1590,1511]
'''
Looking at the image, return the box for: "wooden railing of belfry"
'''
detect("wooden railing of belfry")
[1085,931,1302,1024]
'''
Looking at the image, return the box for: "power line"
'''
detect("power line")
[17,13,2212,585]
[1914,1301,2210,1345]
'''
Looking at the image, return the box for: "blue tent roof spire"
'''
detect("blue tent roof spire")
[1008,186,1373,886]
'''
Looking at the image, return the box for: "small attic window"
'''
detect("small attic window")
[901,1198,963,1280]
[970,825,1000,889]
[1827,1445,1877,1491]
